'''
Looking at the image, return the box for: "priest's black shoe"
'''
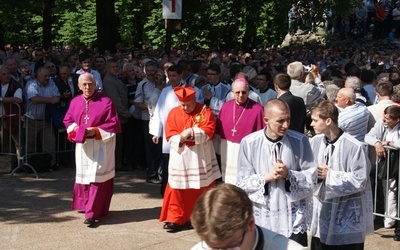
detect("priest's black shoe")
[84,218,96,226]
[183,221,193,229]
[163,222,183,232]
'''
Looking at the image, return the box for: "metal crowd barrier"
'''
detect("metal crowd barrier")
[0,103,25,175]
[372,146,400,225]
[2,103,75,178]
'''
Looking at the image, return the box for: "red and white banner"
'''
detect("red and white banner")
[162,0,182,19]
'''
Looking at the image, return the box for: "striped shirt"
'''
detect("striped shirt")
[25,78,60,120]
[338,103,370,142]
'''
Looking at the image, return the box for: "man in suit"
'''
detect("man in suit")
[274,73,306,133]
[51,63,80,167]
[102,58,131,170]
[54,63,79,109]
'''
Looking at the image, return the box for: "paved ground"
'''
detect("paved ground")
[0,167,399,250]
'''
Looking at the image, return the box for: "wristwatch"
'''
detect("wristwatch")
[385,141,390,146]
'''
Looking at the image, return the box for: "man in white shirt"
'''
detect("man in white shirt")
[75,53,102,90]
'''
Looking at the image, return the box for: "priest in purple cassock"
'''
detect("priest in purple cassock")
[216,78,264,184]
[63,73,120,226]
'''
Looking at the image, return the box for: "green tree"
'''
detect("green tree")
[0,0,43,47]
[0,0,361,52]
[53,0,97,47]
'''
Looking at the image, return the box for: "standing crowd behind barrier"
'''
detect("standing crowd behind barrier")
[365,104,400,241]
[0,65,24,174]
[374,145,400,241]
[2,64,76,175]
[0,102,23,173]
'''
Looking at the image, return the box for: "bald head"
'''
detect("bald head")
[336,87,355,108]
[264,99,291,139]
[264,98,290,118]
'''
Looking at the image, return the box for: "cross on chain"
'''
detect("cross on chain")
[231,128,237,136]
[84,114,89,124]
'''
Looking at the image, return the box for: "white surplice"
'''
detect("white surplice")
[310,133,374,246]
[237,129,317,238]
[220,140,240,184]
[67,123,116,184]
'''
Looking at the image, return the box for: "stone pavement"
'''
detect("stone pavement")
[0,168,399,250]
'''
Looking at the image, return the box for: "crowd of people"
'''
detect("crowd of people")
[288,0,400,41]
[1,36,400,248]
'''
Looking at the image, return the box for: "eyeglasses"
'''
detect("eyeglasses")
[201,230,246,250]
[234,91,248,95]
[207,73,218,76]
[46,65,55,69]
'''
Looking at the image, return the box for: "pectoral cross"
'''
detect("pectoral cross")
[84,114,89,124]
[231,127,237,136]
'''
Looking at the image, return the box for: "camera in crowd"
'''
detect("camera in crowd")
[303,65,312,73]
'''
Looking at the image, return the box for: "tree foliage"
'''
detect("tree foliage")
[53,0,97,46]
[0,0,358,51]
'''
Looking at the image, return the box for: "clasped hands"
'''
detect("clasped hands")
[265,160,289,183]
[180,128,194,142]
[73,126,96,137]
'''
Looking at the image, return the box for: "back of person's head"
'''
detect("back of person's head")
[210,57,221,66]
[345,65,361,78]
[392,84,400,102]
[177,59,190,71]
[384,105,400,119]
[273,73,291,91]
[286,61,303,79]
[195,75,207,89]
[375,81,393,97]
[333,78,345,88]
[167,64,183,74]
[258,68,272,82]
[345,76,362,93]
[389,72,400,86]
[360,69,376,84]
[230,64,243,79]
[191,60,203,74]
[311,100,339,125]
[324,82,340,103]
[78,53,91,63]
[191,184,253,244]
[344,62,356,74]
[207,63,221,74]
[321,69,332,81]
